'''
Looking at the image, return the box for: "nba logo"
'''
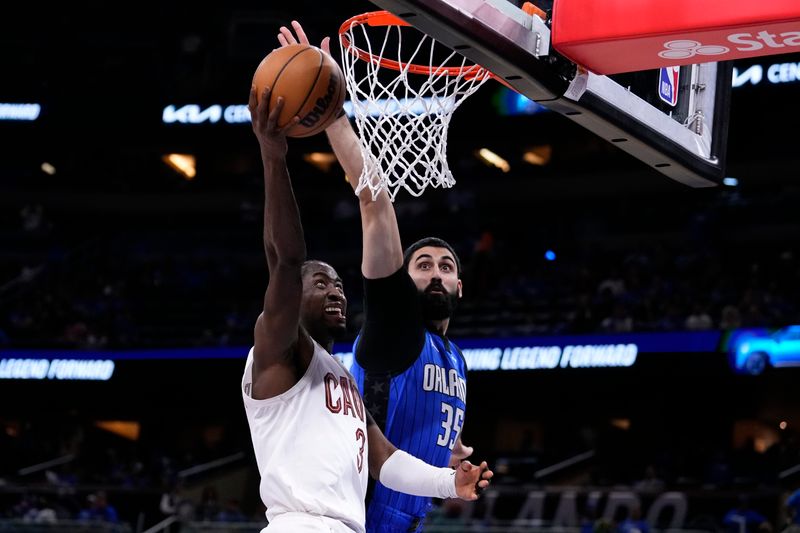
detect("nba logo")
[658,66,679,107]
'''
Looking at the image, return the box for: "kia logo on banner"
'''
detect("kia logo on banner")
[731,61,800,87]
[552,2,800,76]
[733,65,764,86]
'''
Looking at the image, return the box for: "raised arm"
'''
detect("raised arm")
[325,114,404,279]
[278,21,403,279]
[276,21,423,372]
[248,85,309,400]
[327,114,428,372]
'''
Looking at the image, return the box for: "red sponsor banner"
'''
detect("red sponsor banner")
[551,0,800,74]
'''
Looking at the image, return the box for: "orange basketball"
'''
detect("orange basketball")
[252,44,347,138]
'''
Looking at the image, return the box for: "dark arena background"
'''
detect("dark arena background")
[2,1,800,532]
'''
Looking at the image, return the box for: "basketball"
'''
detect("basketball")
[252,44,346,138]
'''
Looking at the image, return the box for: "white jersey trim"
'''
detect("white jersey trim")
[241,342,321,407]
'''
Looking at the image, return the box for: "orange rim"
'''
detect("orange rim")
[339,11,494,80]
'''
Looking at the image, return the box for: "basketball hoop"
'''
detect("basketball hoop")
[339,11,493,201]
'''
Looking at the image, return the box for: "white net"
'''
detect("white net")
[340,16,490,201]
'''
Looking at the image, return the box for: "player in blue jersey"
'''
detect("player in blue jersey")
[245,67,492,532]
[348,235,473,533]
[275,20,483,533]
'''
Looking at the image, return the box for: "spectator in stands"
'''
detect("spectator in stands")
[722,495,770,533]
[10,495,55,522]
[216,498,247,522]
[786,488,800,528]
[570,292,597,333]
[26,495,58,524]
[580,499,601,533]
[160,481,196,525]
[618,504,650,533]
[196,485,220,522]
[601,302,634,332]
[633,464,666,493]
[597,267,627,298]
[685,302,713,330]
[78,490,119,523]
[719,305,743,329]
[20,203,50,234]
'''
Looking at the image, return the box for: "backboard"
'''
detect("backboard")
[363,0,732,187]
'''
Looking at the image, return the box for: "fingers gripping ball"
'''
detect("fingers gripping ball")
[252,44,346,137]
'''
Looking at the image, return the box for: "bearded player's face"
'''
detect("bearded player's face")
[407,246,462,320]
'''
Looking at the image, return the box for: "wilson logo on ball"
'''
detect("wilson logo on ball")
[299,75,339,128]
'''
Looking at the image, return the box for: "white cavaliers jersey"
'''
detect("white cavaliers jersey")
[242,340,369,533]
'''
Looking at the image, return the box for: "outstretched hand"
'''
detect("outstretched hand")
[278,20,331,55]
[248,85,300,156]
[454,460,493,501]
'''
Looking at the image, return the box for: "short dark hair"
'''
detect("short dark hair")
[403,237,462,276]
[301,260,331,278]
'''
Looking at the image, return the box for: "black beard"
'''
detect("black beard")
[420,291,458,321]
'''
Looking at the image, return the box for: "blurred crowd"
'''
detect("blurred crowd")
[1,162,799,530]
[1,177,798,349]
[2,409,800,530]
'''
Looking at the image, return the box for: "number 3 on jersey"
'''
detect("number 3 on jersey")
[436,403,464,449]
[355,428,366,472]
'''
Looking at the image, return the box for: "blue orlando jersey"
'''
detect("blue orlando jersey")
[350,330,468,529]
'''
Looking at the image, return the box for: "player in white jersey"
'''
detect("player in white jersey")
[242,338,369,532]
[244,78,492,533]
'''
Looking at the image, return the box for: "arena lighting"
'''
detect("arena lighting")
[544,250,556,261]
[477,148,510,173]
[0,103,40,121]
[523,145,552,166]
[464,343,639,370]
[162,153,196,180]
[338,330,720,371]
[611,418,631,430]
[492,88,550,116]
[339,344,638,372]
[732,60,800,87]
[303,152,338,172]
[40,162,56,175]
[0,330,721,367]
[780,421,788,430]
[96,421,140,441]
[162,104,250,124]
[162,99,437,124]
[723,177,739,187]
[0,359,115,381]
[164,94,552,124]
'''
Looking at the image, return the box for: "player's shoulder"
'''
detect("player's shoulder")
[450,340,468,369]
[310,340,354,376]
